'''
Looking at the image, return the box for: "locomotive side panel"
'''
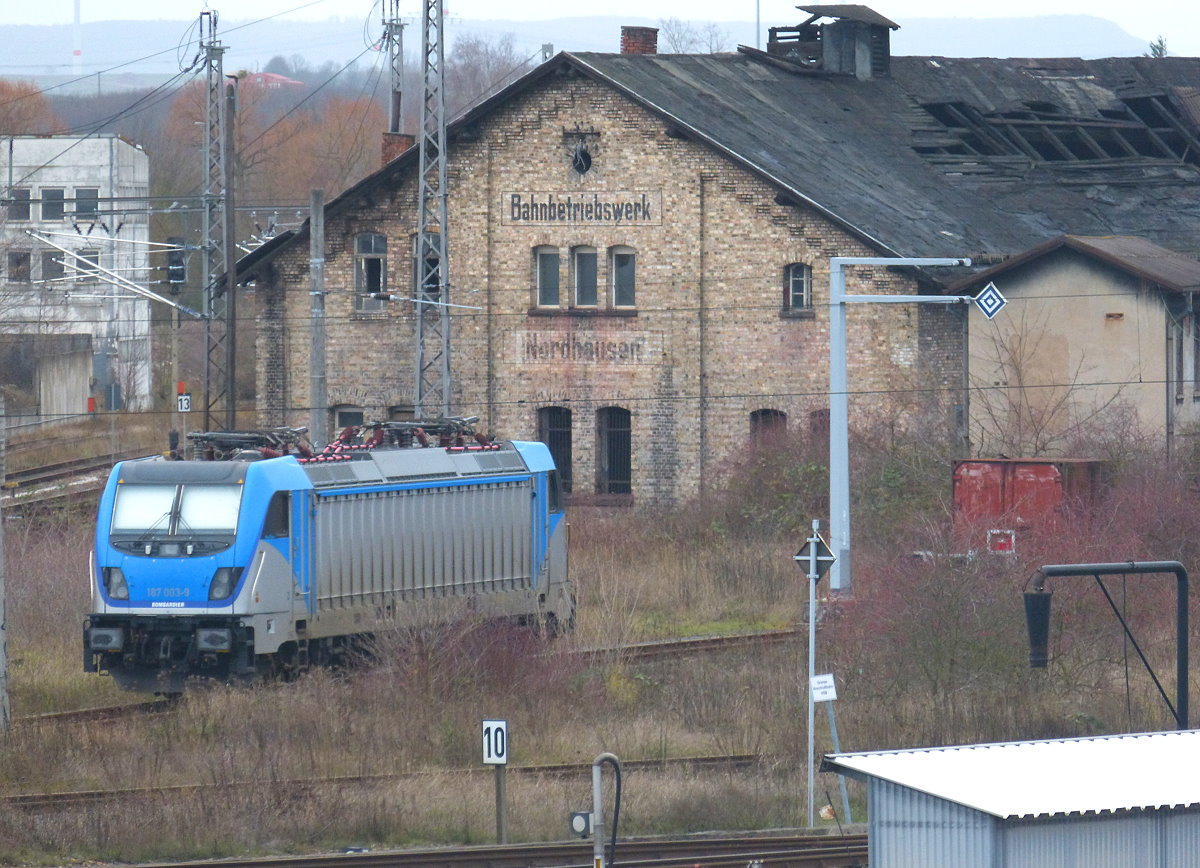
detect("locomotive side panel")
[310,479,535,626]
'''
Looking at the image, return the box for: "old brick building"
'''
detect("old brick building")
[239,7,1200,506]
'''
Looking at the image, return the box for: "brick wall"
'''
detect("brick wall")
[255,71,964,505]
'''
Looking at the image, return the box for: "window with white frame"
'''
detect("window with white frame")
[572,246,598,307]
[76,248,101,280]
[41,250,64,282]
[535,246,561,307]
[354,232,387,313]
[41,187,65,221]
[785,263,813,312]
[610,246,636,308]
[6,188,30,221]
[6,250,31,283]
[75,187,100,219]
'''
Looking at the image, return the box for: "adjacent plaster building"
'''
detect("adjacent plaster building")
[1,133,153,425]
[953,236,1200,458]
[239,6,1200,506]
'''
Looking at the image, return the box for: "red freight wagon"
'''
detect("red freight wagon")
[952,458,1108,552]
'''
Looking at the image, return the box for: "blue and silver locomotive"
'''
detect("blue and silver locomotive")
[84,419,573,693]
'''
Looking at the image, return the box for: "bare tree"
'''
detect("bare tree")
[657,18,730,53]
[446,33,536,116]
[969,306,1131,456]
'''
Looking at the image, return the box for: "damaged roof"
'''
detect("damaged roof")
[569,50,1200,259]
[239,46,1200,282]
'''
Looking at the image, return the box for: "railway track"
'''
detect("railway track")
[581,629,802,662]
[12,698,177,727]
[129,833,868,868]
[0,450,152,508]
[9,630,804,730]
[1,753,765,812]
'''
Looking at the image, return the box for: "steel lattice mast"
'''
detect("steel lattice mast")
[415,0,450,417]
[385,0,405,135]
[200,11,237,431]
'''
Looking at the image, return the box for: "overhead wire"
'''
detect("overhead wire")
[239,44,379,152]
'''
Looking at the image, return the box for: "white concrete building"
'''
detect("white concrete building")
[1,134,152,422]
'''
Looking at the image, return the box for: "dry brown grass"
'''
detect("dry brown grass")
[2,426,1199,863]
[5,414,166,473]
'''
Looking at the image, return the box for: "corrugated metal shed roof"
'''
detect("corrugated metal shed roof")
[824,730,1200,819]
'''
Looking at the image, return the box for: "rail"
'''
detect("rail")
[1,450,151,508]
[70,833,869,868]
[0,753,766,812]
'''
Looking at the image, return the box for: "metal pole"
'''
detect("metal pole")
[0,395,9,732]
[825,701,851,822]
[592,756,606,868]
[827,256,971,594]
[828,265,849,596]
[172,307,181,447]
[386,0,405,134]
[222,78,238,430]
[806,519,819,828]
[309,190,327,445]
[592,752,618,868]
[1032,561,1188,729]
[495,764,508,844]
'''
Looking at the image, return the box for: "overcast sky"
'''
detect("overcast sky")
[3,0,1194,54]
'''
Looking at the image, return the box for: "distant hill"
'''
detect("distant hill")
[0,14,1155,93]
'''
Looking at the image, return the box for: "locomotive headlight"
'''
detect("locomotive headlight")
[102,567,129,600]
[87,627,125,651]
[208,567,242,601]
[196,628,232,651]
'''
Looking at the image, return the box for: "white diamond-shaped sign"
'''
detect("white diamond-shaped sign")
[975,281,1007,319]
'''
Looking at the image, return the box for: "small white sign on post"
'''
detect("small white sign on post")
[482,719,508,765]
[177,393,192,413]
[811,673,837,703]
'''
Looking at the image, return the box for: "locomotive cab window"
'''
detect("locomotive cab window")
[263,491,290,538]
[110,482,243,554]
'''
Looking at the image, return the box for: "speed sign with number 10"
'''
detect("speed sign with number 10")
[482,719,508,764]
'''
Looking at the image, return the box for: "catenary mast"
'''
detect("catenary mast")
[200,11,237,431]
[415,0,450,417]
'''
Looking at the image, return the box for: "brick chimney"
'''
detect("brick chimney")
[620,26,658,55]
[382,131,416,166]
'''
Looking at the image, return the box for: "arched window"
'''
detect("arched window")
[750,409,788,444]
[538,406,573,493]
[596,406,632,495]
[534,245,561,307]
[610,246,636,308]
[354,233,387,312]
[784,262,812,312]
